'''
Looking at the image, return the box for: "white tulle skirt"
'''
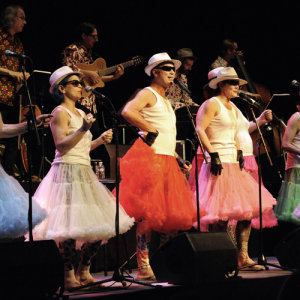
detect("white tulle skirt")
[0,164,47,239]
[33,163,134,246]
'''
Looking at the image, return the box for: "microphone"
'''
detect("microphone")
[84,86,107,99]
[3,50,28,59]
[291,80,300,87]
[237,91,262,109]
[173,78,191,95]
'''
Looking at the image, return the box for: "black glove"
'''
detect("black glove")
[237,149,245,170]
[176,156,191,172]
[209,152,223,176]
[145,131,159,146]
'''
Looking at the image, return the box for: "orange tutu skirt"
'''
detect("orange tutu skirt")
[118,139,200,233]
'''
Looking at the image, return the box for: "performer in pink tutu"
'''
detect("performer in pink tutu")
[32,66,134,290]
[120,53,199,281]
[195,67,276,270]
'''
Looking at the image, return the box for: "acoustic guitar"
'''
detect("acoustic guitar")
[76,56,144,97]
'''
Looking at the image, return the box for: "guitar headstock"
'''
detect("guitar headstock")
[132,56,144,66]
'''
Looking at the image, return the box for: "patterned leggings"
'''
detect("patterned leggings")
[58,239,101,271]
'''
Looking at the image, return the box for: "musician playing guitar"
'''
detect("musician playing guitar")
[62,22,125,116]
[0,5,30,181]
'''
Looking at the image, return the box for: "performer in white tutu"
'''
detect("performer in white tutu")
[32,66,134,290]
[195,67,276,270]
[0,111,51,239]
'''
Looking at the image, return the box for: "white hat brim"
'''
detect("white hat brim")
[144,59,181,76]
[209,76,248,89]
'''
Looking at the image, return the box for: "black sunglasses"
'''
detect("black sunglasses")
[156,66,176,72]
[223,80,240,86]
[64,80,85,87]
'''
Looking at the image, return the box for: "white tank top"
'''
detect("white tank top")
[52,106,92,166]
[286,112,300,170]
[231,103,253,156]
[139,87,176,156]
[205,97,237,163]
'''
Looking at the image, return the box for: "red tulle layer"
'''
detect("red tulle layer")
[117,139,201,233]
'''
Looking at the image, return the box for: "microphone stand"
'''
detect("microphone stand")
[69,92,161,291]
[240,106,291,271]
[174,79,207,231]
[19,57,40,242]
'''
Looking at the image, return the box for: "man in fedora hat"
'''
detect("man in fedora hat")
[119,52,198,281]
[166,48,199,110]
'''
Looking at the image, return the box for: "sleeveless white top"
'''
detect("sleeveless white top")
[52,106,92,166]
[231,103,254,156]
[205,97,237,163]
[286,112,300,170]
[139,87,176,156]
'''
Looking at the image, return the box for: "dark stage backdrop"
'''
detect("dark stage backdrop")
[1,1,299,116]
[1,1,300,178]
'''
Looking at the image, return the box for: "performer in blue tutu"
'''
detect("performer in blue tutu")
[0,111,51,239]
[32,66,134,290]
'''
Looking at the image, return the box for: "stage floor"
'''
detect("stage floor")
[64,257,296,300]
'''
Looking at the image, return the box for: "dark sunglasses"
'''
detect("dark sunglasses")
[156,66,176,72]
[223,80,240,86]
[64,80,85,87]
[88,34,99,41]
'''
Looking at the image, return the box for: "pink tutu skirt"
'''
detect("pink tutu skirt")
[243,155,277,228]
[118,139,201,233]
[197,160,276,226]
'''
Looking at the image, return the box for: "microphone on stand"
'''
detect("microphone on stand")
[3,50,29,59]
[173,78,191,95]
[291,80,300,87]
[237,91,262,109]
[84,86,107,99]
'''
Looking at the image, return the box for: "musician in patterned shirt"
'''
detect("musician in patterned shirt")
[62,22,124,116]
[166,48,199,110]
[0,5,29,179]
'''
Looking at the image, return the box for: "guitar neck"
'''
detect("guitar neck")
[98,60,135,76]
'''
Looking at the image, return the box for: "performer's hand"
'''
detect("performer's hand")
[36,114,53,128]
[177,156,192,174]
[145,131,159,146]
[9,71,30,83]
[113,64,124,80]
[237,150,245,170]
[209,152,223,176]
[81,113,95,131]
[259,109,273,123]
[100,129,113,144]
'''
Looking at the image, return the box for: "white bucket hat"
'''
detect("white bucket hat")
[208,67,224,81]
[49,66,81,93]
[208,67,247,89]
[144,52,181,76]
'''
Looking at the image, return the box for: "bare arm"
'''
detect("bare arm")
[282,112,300,155]
[51,108,94,155]
[248,109,273,134]
[91,129,113,151]
[0,113,52,138]
[0,67,30,83]
[121,88,157,132]
[196,99,219,153]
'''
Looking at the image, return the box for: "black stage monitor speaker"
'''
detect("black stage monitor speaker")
[150,232,238,285]
[0,240,64,297]
[274,228,300,270]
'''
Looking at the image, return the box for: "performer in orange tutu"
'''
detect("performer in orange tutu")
[120,52,200,281]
